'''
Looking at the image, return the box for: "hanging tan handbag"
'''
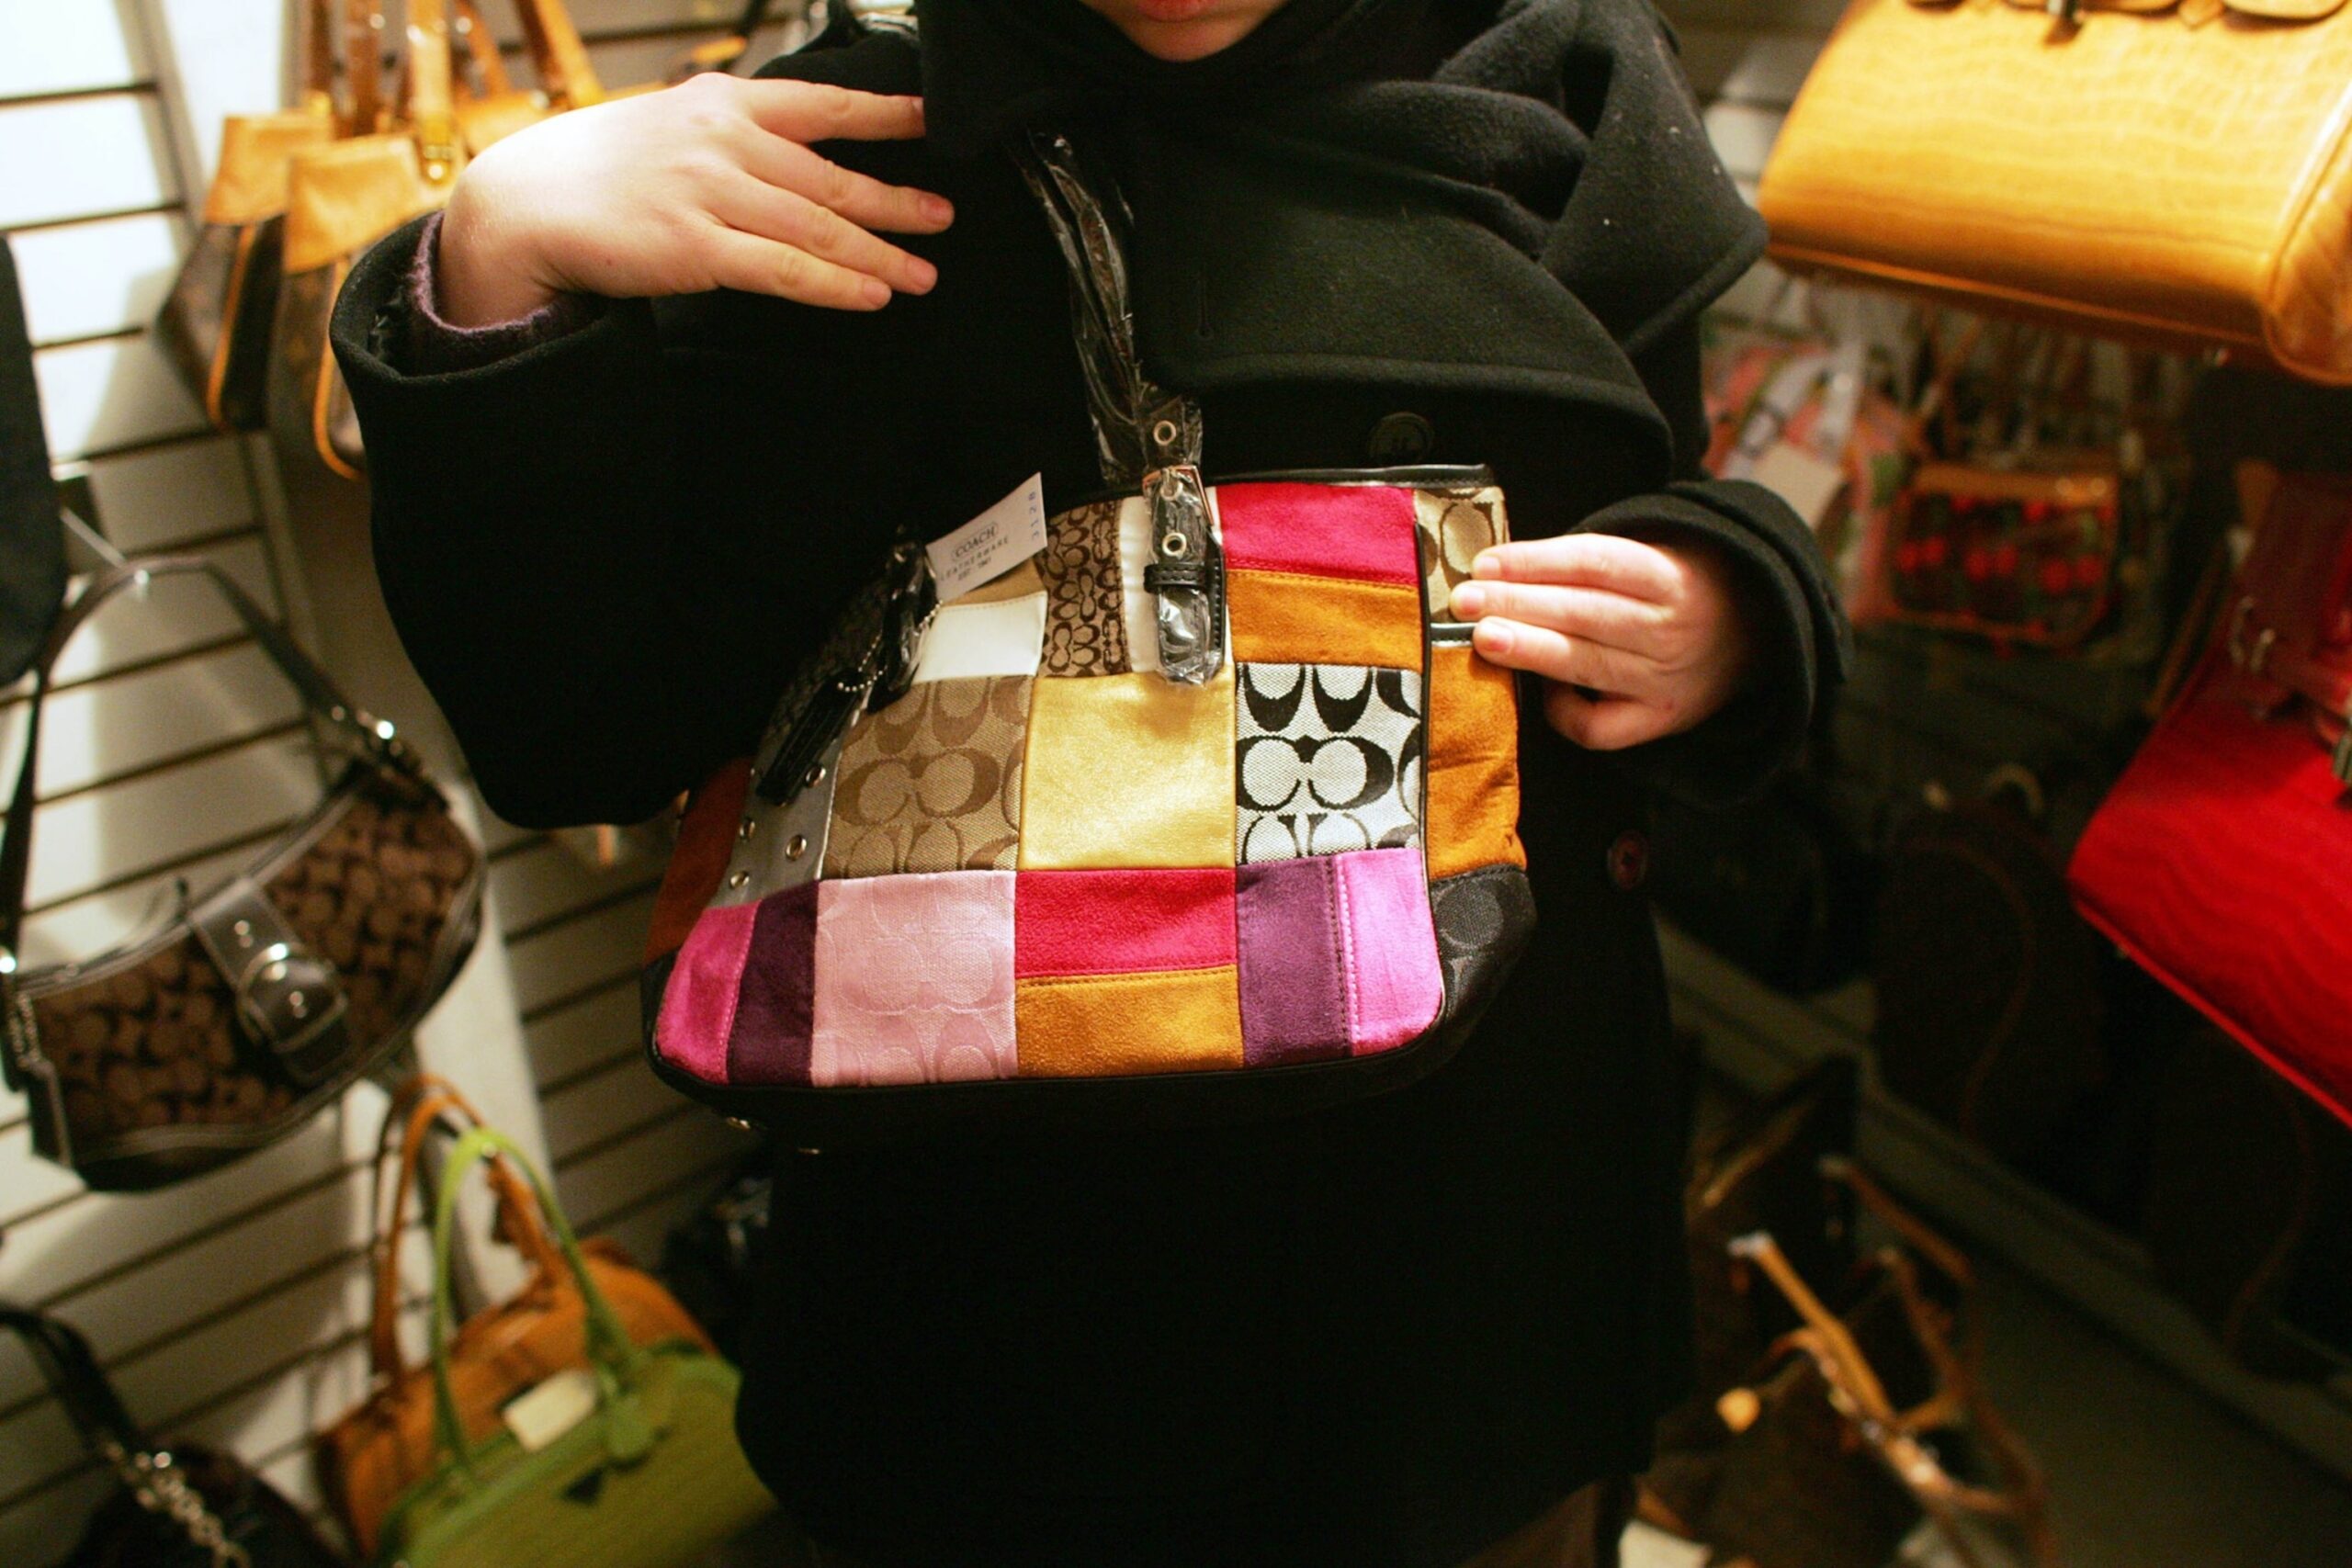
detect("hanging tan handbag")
[318,1076,716,1558]
[1759,0,2352,384]
[155,1,336,434]
[268,0,604,481]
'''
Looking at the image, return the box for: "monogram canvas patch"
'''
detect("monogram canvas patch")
[824,676,1029,877]
[1236,663,1424,863]
[1038,499,1130,676]
[1415,485,1508,616]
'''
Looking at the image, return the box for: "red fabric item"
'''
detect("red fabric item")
[2068,658,2352,1130]
[1215,481,1421,586]
[1013,866,1238,978]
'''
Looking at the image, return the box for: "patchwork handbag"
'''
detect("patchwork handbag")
[640,131,1533,1135]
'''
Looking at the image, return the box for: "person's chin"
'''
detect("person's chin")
[1117,0,1262,60]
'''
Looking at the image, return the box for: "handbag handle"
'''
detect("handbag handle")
[0,554,413,974]
[366,1076,566,1382]
[427,1127,645,1473]
[301,0,339,114]
[450,0,515,100]
[511,0,605,108]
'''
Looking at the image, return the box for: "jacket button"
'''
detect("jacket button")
[1607,829,1648,891]
[1368,412,1434,463]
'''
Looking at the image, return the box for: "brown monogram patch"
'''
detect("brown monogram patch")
[1037,500,1128,676]
[1415,486,1509,616]
[824,676,1031,877]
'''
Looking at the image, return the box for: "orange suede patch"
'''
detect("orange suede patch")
[1226,570,1423,671]
[1425,646,1524,878]
[644,759,750,961]
[1014,965,1245,1077]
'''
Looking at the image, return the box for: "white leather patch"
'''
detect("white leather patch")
[1115,493,1159,675]
[910,592,1047,684]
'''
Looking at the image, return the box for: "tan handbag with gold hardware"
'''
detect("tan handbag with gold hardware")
[267,0,605,480]
[1759,0,2352,384]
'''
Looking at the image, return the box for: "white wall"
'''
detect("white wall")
[0,5,783,1559]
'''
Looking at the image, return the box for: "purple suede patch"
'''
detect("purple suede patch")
[397,210,604,376]
[1235,858,1350,1066]
[725,884,820,1086]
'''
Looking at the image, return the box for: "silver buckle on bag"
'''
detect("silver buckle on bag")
[1140,463,1224,684]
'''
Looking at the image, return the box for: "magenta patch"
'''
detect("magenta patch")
[1235,858,1349,1066]
[653,900,761,1085]
[726,885,820,1085]
[811,872,1018,1087]
[1016,867,1237,978]
[1331,849,1444,1054]
[1216,482,1420,586]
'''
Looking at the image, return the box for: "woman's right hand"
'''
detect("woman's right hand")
[435,73,953,327]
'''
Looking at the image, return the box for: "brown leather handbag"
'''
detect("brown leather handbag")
[155,0,335,434]
[0,558,483,1191]
[319,1076,718,1558]
[268,0,605,480]
[1760,0,2352,384]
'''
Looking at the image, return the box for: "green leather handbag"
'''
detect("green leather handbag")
[368,1128,775,1568]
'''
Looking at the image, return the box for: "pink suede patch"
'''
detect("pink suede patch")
[810,871,1018,1087]
[1331,848,1445,1055]
[1015,867,1238,978]
[652,901,762,1086]
[1216,482,1421,586]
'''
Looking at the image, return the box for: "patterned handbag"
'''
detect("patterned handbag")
[0,557,483,1190]
[639,132,1533,1134]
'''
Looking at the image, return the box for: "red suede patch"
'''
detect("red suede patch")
[1216,482,1421,586]
[1015,867,1238,978]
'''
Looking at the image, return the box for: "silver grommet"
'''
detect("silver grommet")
[739,818,757,840]
[1151,418,1180,450]
[785,834,809,861]
[1159,532,1188,557]
[727,870,751,889]
[805,763,827,788]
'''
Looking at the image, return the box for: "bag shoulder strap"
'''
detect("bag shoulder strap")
[0,555,412,970]
[0,1303,145,1460]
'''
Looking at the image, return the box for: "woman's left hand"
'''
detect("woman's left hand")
[1447,533,1757,750]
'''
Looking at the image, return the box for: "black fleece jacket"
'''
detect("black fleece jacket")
[330,11,1846,1566]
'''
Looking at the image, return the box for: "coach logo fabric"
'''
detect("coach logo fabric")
[644,475,1532,1105]
[824,677,1029,878]
[1039,500,1130,675]
[1237,664,1423,863]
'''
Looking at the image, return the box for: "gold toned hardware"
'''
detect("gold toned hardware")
[786,834,809,861]
[739,818,757,840]
[805,763,827,789]
[727,870,751,889]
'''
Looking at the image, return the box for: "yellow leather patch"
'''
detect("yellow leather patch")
[1018,670,1236,868]
[1227,570,1422,670]
[1015,965,1245,1077]
[1425,645,1524,877]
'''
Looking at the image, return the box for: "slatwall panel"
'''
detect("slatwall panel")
[0,4,753,1560]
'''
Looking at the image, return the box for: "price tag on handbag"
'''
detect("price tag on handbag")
[501,1366,599,1453]
[926,473,1048,603]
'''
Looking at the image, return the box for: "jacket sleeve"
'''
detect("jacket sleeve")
[1566,316,1855,812]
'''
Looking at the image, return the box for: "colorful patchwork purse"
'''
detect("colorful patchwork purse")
[639,133,1533,1134]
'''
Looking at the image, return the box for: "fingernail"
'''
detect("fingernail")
[921,194,954,224]
[1474,619,1514,657]
[1471,550,1503,580]
[906,255,938,291]
[1450,583,1486,617]
[861,276,892,307]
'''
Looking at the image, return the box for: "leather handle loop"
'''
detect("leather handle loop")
[426,1129,638,1469]
[345,0,384,136]
[0,555,392,966]
[512,0,605,107]
[450,0,514,99]
[367,1078,561,1382]
[0,1303,148,1461]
